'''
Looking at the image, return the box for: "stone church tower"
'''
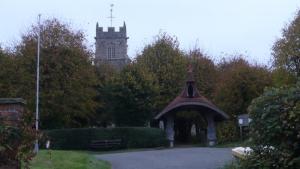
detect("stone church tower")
[95,22,130,69]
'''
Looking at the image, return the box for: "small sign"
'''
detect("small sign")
[46,140,51,149]
[237,114,251,126]
[238,119,243,125]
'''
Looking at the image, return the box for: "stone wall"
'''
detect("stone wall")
[95,22,129,69]
[0,98,25,125]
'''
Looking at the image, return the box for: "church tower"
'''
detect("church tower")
[95,22,130,69]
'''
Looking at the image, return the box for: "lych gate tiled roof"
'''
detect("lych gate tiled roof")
[155,68,229,121]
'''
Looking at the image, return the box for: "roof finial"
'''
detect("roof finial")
[187,64,195,82]
[188,64,193,73]
[108,4,115,27]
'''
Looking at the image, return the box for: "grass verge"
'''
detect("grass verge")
[220,161,240,169]
[215,139,251,148]
[29,150,111,169]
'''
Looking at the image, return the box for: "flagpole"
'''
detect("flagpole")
[34,14,41,153]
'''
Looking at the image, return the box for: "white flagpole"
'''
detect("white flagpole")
[34,14,41,153]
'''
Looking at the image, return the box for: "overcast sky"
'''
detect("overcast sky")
[1,0,300,65]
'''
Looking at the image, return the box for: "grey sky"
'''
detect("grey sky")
[1,0,300,65]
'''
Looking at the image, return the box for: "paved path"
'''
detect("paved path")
[95,147,233,169]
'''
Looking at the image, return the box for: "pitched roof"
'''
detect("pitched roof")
[155,68,229,121]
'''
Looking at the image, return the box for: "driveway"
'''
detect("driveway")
[95,147,233,169]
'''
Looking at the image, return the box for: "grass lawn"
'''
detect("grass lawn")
[220,161,240,169]
[29,150,111,169]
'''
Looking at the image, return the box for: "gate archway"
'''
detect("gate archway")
[155,67,229,147]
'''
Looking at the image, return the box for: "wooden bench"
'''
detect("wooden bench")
[89,139,122,150]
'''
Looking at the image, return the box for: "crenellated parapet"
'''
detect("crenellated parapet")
[95,21,130,70]
[96,22,127,39]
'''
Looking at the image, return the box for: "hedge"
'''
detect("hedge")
[43,127,167,150]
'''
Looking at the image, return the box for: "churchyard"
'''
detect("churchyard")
[1,2,300,169]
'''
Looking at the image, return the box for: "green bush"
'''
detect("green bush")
[43,127,167,150]
[216,120,239,144]
[242,82,300,169]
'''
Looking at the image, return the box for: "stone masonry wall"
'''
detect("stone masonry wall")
[95,22,129,69]
[0,99,24,125]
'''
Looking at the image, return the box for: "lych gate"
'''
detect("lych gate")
[155,67,229,147]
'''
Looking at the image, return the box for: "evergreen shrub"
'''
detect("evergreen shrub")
[216,120,239,144]
[44,127,167,150]
[241,82,300,169]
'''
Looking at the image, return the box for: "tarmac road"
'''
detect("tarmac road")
[96,147,233,169]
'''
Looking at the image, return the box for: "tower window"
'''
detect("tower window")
[107,47,115,59]
[112,47,116,58]
[107,47,112,59]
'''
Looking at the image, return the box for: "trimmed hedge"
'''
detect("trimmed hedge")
[43,127,167,150]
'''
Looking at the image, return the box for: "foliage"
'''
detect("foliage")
[216,120,238,144]
[213,57,271,144]
[221,161,241,169]
[272,10,300,78]
[242,82,300,169]
[0,110,36,169]
[44,127,167,150]
[110,64,159,126]
[30,150,111,169]
[271,67,297,87]
[14,18,97,129]
[135,33,188,110]
[189,49,217,99]
[0,48,19,97]
[216,139,250,148]
[94,63,117,127]
[214,57,271,118]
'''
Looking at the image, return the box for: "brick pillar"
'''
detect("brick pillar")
[0,98,25,126]
[0,98,25,169]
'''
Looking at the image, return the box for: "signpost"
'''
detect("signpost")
[237,114,251,139]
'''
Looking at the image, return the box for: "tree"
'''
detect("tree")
[135,33,188,111]
[94,63,117,127]
[213,57,272,143]
[0,47,19,98]
[14,18,97,128]
[271,68,297,87]
[188,48,217,99]
[111,64,159,126]
[214,57,272,117]
[272,10,300,78]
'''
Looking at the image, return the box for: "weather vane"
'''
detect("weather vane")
[108,4,115,27]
